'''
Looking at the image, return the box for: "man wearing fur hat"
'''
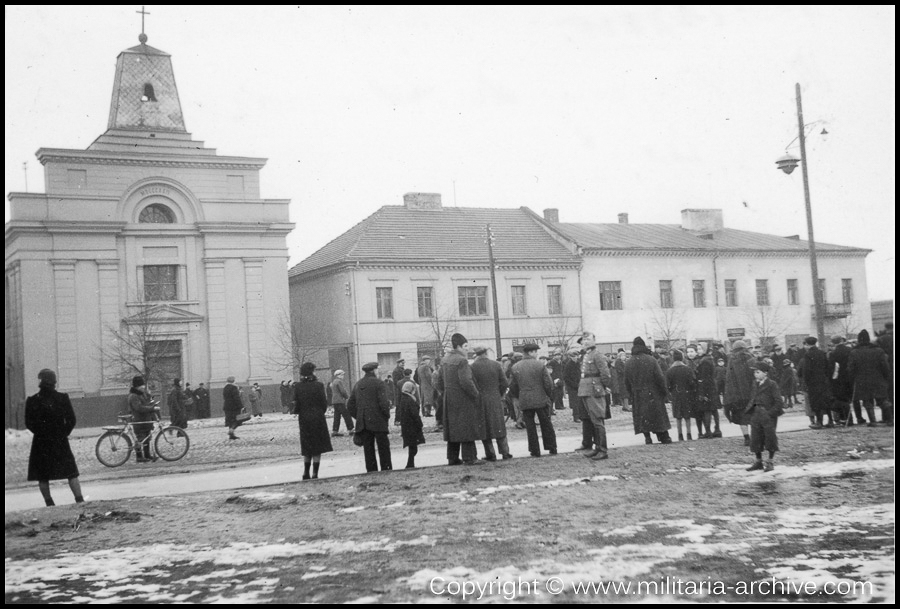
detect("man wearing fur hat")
[624,337,673,445]
[434,333,485,465]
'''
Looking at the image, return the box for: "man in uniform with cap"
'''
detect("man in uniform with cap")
[348,362,393,472]
[576,332,613,459]
[509,343,557,457]
[435,333,485,465]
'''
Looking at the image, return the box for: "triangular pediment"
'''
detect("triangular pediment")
[123,303,204,325]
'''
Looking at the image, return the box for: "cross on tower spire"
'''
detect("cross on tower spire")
[136,6,150,43]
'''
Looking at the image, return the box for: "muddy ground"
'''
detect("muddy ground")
[5,425,894,603]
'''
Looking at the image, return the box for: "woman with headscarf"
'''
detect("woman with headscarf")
[25,369,84,506]
[624,337,673,444]
[397,380,426,468]
[293,362,333,479]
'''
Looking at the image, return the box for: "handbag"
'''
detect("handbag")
[353,431,365,447]
[235,408,252,423]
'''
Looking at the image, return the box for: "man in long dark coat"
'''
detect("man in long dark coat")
[624,337,672,444]
[828,335,855,425]
[666,350,697,441]
[193,382,211,419]
[548,350,565,411]
[223,376,244,440]
[695,344,723,438]
[435,333,484,465]
[563,348,583,425]
[471,347,511,460]
[798,336,833,429]
[848,329,893,426]
[724,340,755,446]
[347,362,393,472]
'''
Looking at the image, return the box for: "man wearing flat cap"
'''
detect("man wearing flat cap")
[744,360,784,472]
[471,346,512,460]
[435,333,485,465]
[509,343,557,457]
[348,362,393,472]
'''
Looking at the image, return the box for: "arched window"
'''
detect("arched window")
[139,204,175,224]
[142,83,157,102]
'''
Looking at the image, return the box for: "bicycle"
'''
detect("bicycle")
[95,411,190,467]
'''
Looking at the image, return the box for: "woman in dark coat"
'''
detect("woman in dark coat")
[665,350,697,441]
[695,347,723,438]
[293,362,333,479]
[397,381,426,468]
[25,369,84,506]
[724,340,755,445]
[798,337,834,428]
[624,337,672,444]
[848,329,893,426]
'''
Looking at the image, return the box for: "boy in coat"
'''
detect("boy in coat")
[745,362,784,472]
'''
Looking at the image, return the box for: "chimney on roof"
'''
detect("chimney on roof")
[403,192,442,210]
[543,208,559,223]
[618,213,629,224]
[681,209,724,232]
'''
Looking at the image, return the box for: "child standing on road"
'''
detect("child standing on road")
[745,362,784,473]
[398,381,425,469]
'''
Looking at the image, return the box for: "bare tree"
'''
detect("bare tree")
[835,312,863,339]
[741,305,799,348]
[262,308,328,379]
[543,315,583,353]
[98,301,181,391]
[417,296,459,360]
[647,304,688,351]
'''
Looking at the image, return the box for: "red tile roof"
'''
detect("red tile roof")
[289,206,580,277]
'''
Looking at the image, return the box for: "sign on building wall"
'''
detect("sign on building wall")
[726,328,746,339]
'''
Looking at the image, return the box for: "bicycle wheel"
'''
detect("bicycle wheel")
[155,425,190,461]
[96,430,133,467]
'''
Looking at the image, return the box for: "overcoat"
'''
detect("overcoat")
[25,387,79,481]
[397,392,426,448]
[223,383,244,428]
[415,363,436,407]
[471,356,509,439]
[695,354,721,412]
[510,356,554,411]
[347,373,391,433]
[828,343,854,403]
[293,377,333,456]
[665,361,697,419]
[624,346,672,434]
[724,348,756,425]
[848,342,892,402]
[798,347,833,415]
[435,350,484,442]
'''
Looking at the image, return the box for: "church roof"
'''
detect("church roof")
[553,223,870,254]
[289,206,580,277]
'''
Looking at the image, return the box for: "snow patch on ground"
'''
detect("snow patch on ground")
[711,459,894,484]
[338,506,366,513]
[432,475,618,503]
[4,536,438,602]
[241,492,293,502]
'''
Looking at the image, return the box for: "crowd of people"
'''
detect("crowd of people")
[23,321,892,504]
[284,322,893,478]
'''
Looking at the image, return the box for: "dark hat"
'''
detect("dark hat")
[576,331,594,344]
[672,349,684,361]
[38,369,57,385]
[772,344,782,350]
[633,336,646,347]
[403,368,413,375]
[173,378,181,386]
[522,343,540,353]
[753,361,772,373]
[803,336,818,346]
[789,343,797,347]
[362,362,379,372]
[782,359,791,366]
[300,362,316,376]
[252,382,260,387]
[451,333,468,349]
[397,358,405,364]
[687,344,699,351]
[617,348,626,353]
[857,329,871,345]
[831,335,845,345]
[132,375,146,387]
[199,382,205,386]
[473,346,487,356]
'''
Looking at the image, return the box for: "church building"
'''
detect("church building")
[5,30,293,426]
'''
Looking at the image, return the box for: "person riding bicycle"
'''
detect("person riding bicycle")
[128,376,159,463]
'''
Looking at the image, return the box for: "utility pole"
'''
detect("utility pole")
[485,224,502,357]
[795,84,826,345]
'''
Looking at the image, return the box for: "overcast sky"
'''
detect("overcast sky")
[5,6,895,301]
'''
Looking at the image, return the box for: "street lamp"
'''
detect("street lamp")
[776,83,826,345]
